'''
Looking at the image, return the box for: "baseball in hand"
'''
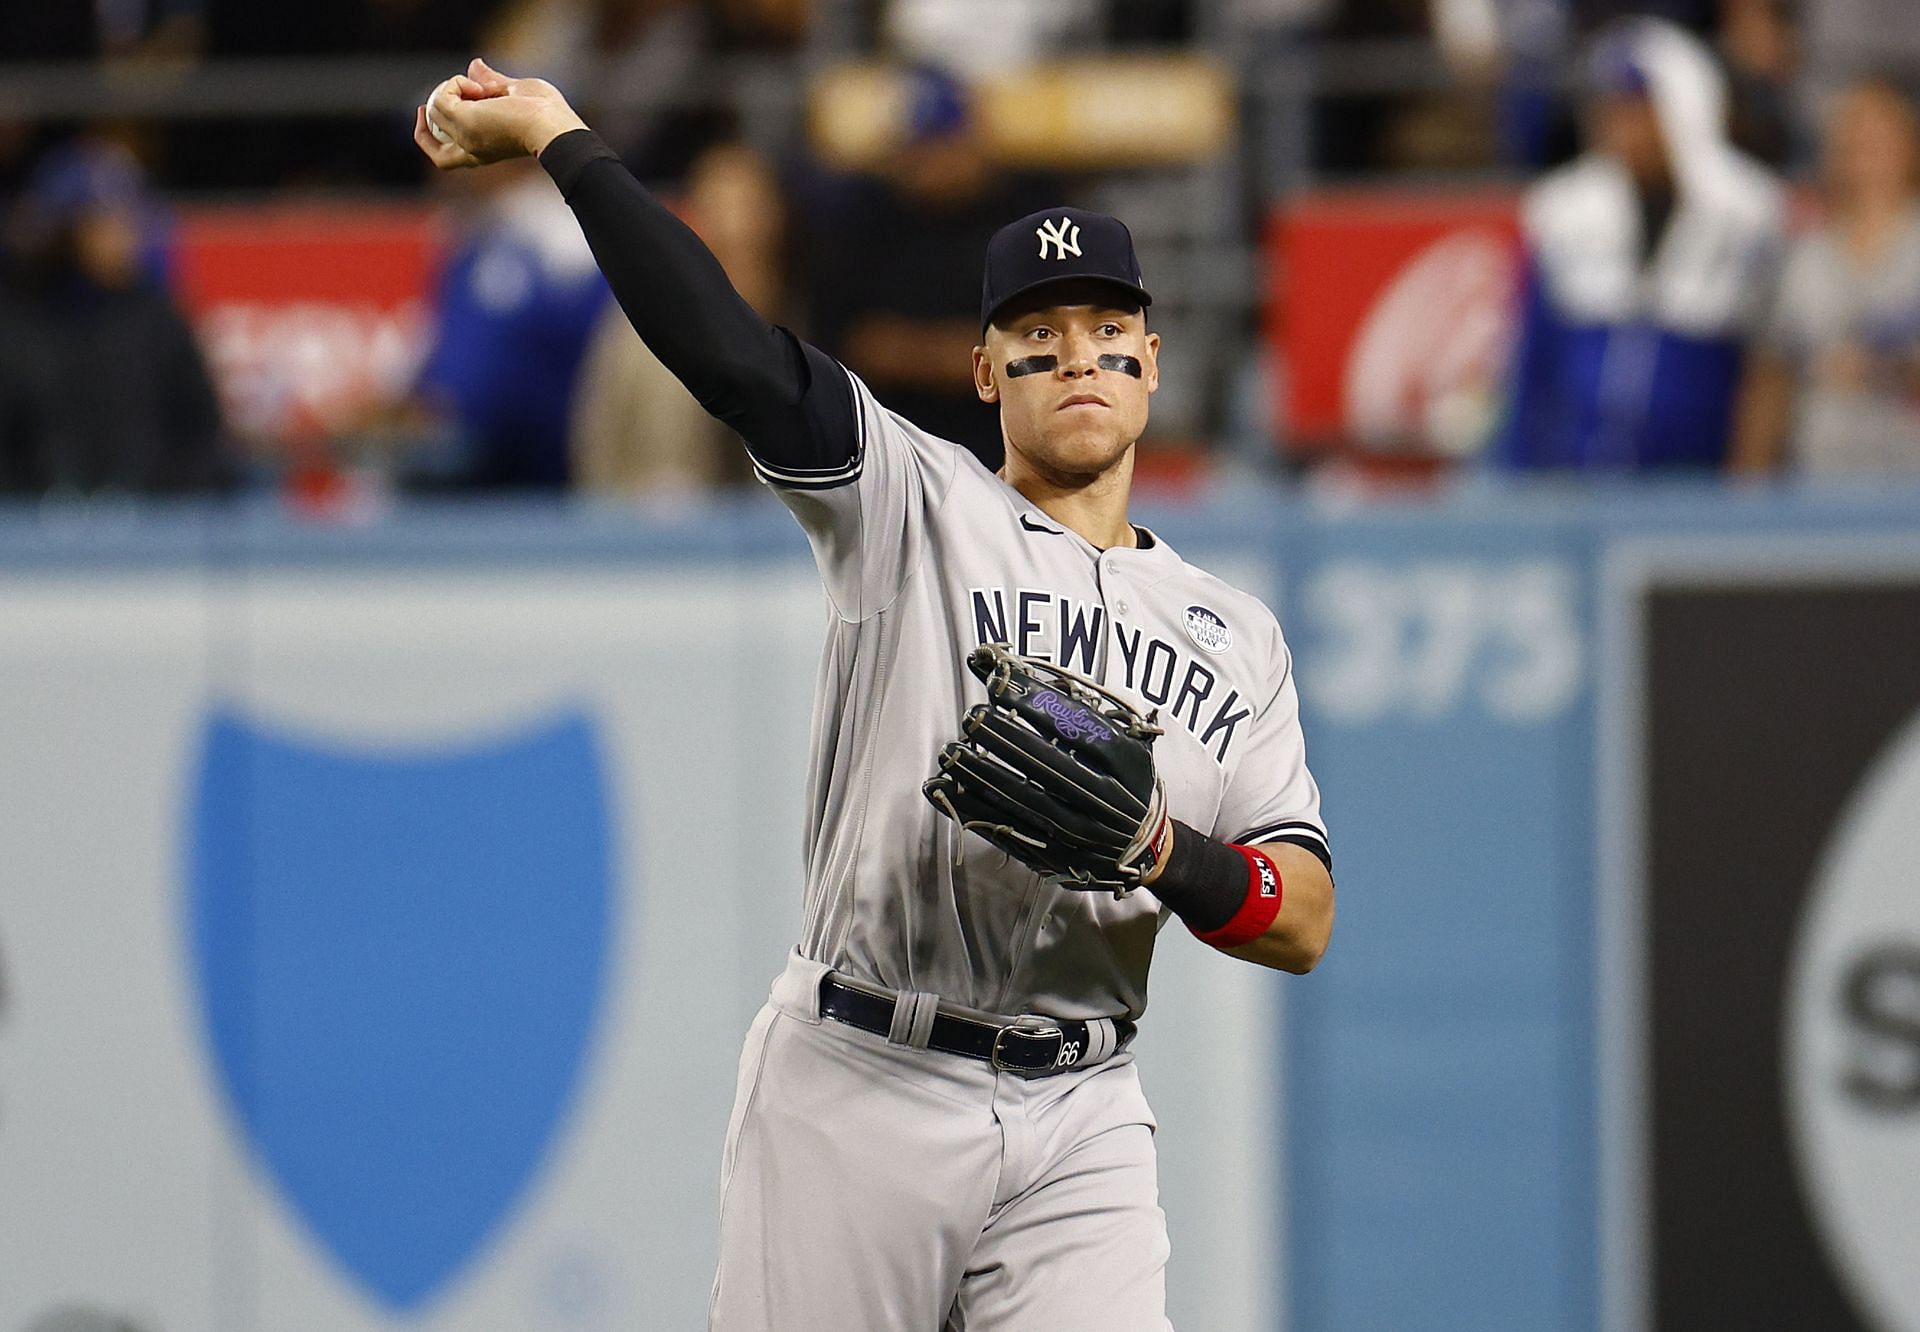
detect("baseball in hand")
[425,80,456,145]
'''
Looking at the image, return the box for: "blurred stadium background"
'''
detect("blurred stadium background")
[2,0,1919,1328]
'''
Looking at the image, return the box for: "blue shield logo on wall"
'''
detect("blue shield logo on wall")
[187,707,618,1312]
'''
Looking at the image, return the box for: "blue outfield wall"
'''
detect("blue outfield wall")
[3,481,1917,1330]
[1264,508,1600,1332]
[1204,481,1920,1332]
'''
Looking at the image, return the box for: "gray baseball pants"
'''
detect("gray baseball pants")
[708,951,1173,1331]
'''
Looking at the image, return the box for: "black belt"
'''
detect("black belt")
[818,976,1134,1079]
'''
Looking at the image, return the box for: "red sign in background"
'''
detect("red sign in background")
[1270,192,1521,462]
[170,206,440,448]
[167,195,1527,469]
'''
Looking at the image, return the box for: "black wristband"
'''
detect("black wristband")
[538,128,619,198]
[1148,820,1252,933]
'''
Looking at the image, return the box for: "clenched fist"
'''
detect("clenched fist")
[414,58,590,169]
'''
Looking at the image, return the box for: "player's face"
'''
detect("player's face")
[974,302,1160,483]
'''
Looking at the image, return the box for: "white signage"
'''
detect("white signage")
[1786,707,1920,1332]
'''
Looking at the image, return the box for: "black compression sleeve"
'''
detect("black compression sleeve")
[1148,820,1253,933]
[538,129,857,475]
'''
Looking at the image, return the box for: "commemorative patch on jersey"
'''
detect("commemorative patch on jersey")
[1183,605,1232,655]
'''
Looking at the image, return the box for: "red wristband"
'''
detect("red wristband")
[1188,845,1284,950]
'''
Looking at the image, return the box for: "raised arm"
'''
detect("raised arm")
[415,60,855,473]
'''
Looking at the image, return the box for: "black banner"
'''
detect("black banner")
[1642,578,1920,1332]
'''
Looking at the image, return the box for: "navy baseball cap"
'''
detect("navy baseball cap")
[980,207,1152,330]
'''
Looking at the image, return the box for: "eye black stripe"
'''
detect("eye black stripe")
[1097,354,1142,377]
[1005,355,1058,379]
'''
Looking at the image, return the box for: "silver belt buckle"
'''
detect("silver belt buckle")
[991,1022,1066,1074]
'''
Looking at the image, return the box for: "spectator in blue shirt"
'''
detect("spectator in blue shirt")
[411,158,610,490]
[1490,18,1785,471]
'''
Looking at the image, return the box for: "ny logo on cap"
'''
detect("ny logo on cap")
[1036,216,1082,261]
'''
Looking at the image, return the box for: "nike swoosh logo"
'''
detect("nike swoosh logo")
[1020,514,1062,535]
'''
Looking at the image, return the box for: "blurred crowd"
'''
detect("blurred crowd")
[2,0,1919,501]
[1489,16,1920,477]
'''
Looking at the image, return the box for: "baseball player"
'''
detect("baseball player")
[418,61,1334,1332]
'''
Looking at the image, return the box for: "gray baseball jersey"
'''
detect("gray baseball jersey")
[760,370,1328,1023]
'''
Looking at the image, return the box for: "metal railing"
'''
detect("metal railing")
[0,51,809,157]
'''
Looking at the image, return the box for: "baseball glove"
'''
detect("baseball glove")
[923,643,1170,896]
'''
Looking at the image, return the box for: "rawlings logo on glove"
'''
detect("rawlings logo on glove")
[1027,689,1118,745]
[923,643,1171,896]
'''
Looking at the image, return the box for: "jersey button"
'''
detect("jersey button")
[1115,599,1130,614]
